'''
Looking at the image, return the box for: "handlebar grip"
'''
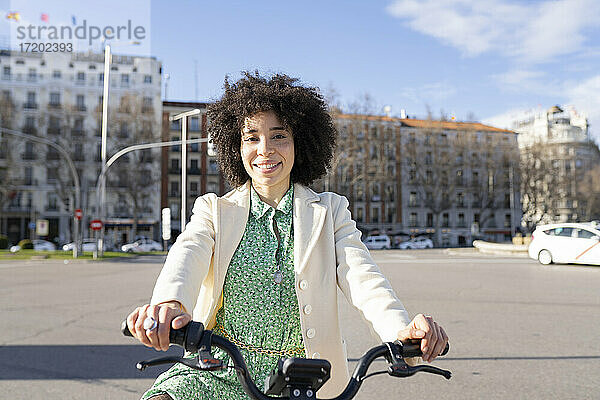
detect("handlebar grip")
[397,340,450,358]
[121,319,204,352]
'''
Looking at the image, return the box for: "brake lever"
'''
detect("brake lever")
[384,342,452,380]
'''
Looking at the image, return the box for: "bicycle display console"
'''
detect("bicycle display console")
[122,320,451,400]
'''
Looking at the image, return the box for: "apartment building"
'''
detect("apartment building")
[513,105,600,227]
[0,49,162,247]
[312,113,522,246]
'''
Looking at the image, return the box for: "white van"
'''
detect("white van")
[364,235,391,250]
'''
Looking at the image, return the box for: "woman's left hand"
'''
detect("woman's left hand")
[397,314,448,363]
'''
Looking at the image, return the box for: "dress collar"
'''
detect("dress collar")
[250,183,294,219]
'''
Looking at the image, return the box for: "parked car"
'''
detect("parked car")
[363,235,391,250]
[528,223,600,266]
[398,236,434,250]
[121,238,163,253]
[10,239,57,252]
[62,239,97,252]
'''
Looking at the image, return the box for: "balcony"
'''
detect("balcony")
[188,167,201,175]
[22,152,37,160]
[46,152,60,161]
[22,126,37,135]
[71,128,85,137]
[168,167,180,175]
[23,102,38,110]
[48,102,62,109]
[141,105,154,114]
[168,191,179,198]
[75,104,87,112]
[47,127,61,135]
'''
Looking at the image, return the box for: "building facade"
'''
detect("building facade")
[0,50,162,247]
[513,105,600,227]
[312,113,522,246]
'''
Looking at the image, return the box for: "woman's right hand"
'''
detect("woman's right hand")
[126,302,191,352]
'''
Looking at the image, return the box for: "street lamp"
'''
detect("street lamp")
[98,40,140,257]
[169,109,201,232]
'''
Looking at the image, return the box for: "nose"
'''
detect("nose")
[257,137,274,156]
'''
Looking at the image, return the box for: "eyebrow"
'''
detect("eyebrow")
[242,126,287,133]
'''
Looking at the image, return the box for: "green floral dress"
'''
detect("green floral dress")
[142,184,305,400]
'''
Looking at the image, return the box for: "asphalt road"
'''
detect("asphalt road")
[0,250,598,399]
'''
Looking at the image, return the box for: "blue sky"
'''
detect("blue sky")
[2,0,600,140]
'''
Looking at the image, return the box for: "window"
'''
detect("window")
[119,122,129,138]
[121,74,129,86]
[3,66,11,77]
[49,92,60,105]
[191,137,199,152]
[190,116,200,131]
[77,72,85,82]
[47,168,58,183]
[456,192,464,208]
[28,68,37,81]
[409,192,418,207]
[575,229,596,239]
[356,207,364,222]
[53,70,61,79]
[387,207,395,223]
[442,213,449,227]
[170,181,179,196]
[458,213,465,227]
[504,214,511,228]
[456,170,463,185]
[371,207,380,223]
[98,73,104,82]
[171,159,180,170]
[409,212,418,227]
[76,94,85,110]
[172,137,180,152]
[504,193,511,209]
[26,91,36,105]
[427,213,433,227]
[171,119,181,130]
[190,181,198,194]
[144,75,152,83]
[190,159,199,172]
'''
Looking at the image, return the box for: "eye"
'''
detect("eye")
[273,133,287,139]
[243,136,258,142]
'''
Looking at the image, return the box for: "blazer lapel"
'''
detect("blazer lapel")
[215,181,250,287]
[293,183,327,274]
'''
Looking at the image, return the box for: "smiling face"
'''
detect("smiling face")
[240,110,295,194]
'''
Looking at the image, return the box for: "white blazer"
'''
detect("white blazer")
[150,181,410,397]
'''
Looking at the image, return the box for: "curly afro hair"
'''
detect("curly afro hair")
[207,71,337,187]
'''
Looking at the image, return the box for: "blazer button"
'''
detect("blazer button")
[306,328,316,338]
[303,304,312,315]
[299,280,308,290]
[312,352,321,358]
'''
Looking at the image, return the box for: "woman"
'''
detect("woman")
[127,72,448,400]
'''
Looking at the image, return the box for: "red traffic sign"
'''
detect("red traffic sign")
[75,209,83,220]
[90,220,103,231]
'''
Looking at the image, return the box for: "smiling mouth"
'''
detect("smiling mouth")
[253,162,282,172]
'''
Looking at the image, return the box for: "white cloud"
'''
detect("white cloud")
[566,74,600,141]
[386,0,600,63]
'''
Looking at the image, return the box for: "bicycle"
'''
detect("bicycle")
[122,320,451,400]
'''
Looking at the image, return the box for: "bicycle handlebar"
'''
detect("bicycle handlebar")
[121,320,450,400]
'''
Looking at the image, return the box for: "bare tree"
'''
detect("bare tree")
[519,143,566,229]
[104,94,160,238]
[577,164,600,221]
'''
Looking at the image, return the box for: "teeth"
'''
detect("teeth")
[256,163,279,169]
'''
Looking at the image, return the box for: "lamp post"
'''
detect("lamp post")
[97,40,140,257]
[169,109,201,232]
